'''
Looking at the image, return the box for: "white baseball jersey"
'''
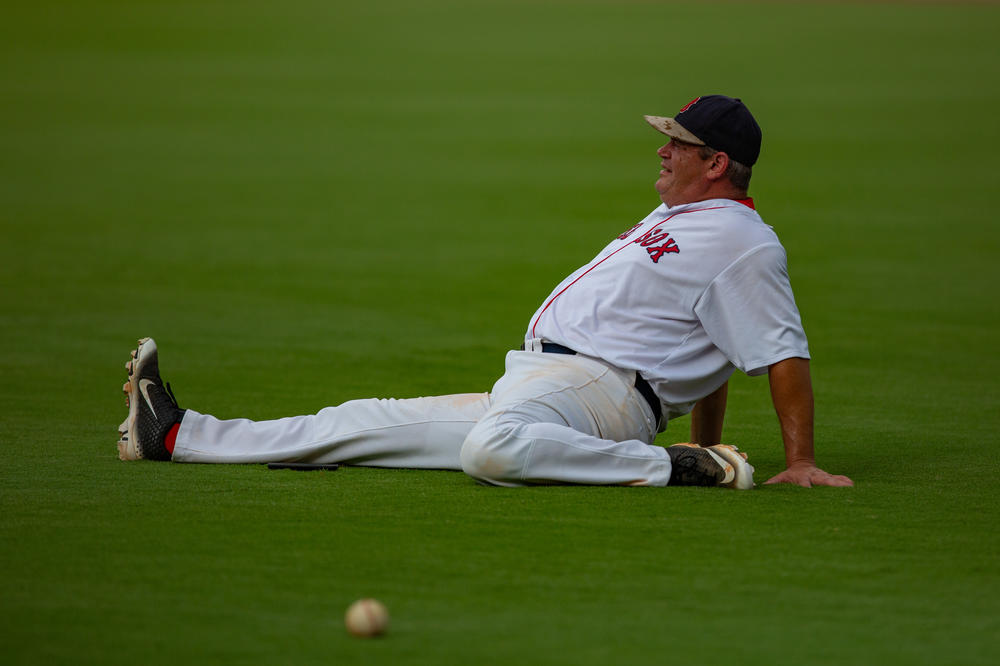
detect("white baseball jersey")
[527,198,810,421]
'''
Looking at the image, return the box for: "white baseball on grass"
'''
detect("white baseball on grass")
[345,598,389,637]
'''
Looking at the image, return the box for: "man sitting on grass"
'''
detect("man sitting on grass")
[117,95,853,490]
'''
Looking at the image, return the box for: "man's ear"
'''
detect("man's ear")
[705,151,730,182]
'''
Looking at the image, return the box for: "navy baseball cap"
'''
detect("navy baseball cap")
[644,95,762,166]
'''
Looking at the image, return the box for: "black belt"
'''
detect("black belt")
[530,342,662,424]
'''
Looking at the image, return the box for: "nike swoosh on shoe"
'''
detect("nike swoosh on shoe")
[139,378,158,421]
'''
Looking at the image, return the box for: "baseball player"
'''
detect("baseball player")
[117,95,853,489]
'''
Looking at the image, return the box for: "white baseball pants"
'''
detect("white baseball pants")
[172,349,674,486]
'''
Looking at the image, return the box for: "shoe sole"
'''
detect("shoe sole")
[706,444,755,490]
[116,337,156,461]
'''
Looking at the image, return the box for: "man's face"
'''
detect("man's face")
[655,138,710,206]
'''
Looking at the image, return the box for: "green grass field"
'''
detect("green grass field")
[2,1,999,663]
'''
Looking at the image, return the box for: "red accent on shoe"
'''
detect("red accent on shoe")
[165,423,180,455]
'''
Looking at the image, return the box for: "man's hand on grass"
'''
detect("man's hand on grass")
[765,463,854,488]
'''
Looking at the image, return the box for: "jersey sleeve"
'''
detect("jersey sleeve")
[693,243,810,376]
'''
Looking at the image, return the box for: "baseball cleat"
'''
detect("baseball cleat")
[666,443,755,489]
[116,337,183,461]
[705,444,755,490]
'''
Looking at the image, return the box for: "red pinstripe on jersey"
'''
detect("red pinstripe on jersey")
[529,205,732,337]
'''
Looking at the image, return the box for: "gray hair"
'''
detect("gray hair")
[698,145,752,192]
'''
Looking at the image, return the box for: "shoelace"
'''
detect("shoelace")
[163,382,180,410]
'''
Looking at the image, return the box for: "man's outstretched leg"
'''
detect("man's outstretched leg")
[116,337,491,468]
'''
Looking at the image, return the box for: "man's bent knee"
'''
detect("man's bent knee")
[459,421,526,487]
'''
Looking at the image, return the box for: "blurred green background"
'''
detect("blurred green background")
[2,1,998,664]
